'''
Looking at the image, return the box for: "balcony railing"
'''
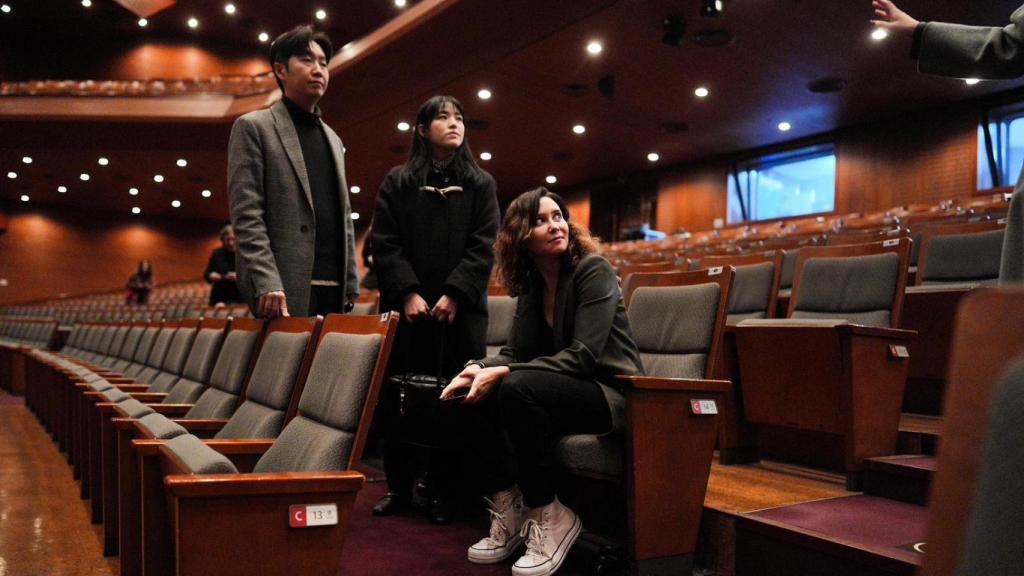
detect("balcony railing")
[0,73,277,98]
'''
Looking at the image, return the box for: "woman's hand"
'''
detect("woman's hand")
[403,292,431,323]
[431,295,458,324]
[440,363,481,400]
[464,366,510,404]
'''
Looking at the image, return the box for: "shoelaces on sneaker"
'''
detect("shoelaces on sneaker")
[519,518,548,558]
[483,497,513,543]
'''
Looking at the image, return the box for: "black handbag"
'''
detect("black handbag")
[384,323,449,447]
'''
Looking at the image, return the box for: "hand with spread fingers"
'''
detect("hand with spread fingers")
[870,0,918,33]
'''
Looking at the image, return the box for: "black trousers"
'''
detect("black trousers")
[309,284,345,316]
[460,369,612,508]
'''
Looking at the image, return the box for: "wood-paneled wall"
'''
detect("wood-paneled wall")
[0,205,221,305]
[650,106,981,235]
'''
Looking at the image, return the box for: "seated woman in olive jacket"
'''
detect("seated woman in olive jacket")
[441,187,644,576]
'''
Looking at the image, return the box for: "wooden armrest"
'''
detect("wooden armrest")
[129,392,168,402]
[617,375,731,393]
[131,438,168,456]
[105,377,135,384]
[149,404,193,416]
[112,417,138,431]
[843,325,917,340]
[201,439,277,456]
[115,384,150,392]
[165,470,365,498]
[173,419,229,433]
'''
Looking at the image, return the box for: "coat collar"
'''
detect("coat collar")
[270,99,313,209]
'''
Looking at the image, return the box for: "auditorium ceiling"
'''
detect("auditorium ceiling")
[2,0,1024,224]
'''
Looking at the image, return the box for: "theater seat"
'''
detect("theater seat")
[735,238,915,488]
[915,220,1006,286]
[136,312,397,576]
[556,268,732,574]
[485,294,516,357]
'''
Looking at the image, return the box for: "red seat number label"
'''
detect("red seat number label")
[289,504,338,528]
[690,399,718,415]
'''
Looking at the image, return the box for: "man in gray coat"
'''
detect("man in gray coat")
[872,0,1024,284]
[228,25,358,317]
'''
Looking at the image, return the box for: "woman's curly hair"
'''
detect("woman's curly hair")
[495,188,599,297]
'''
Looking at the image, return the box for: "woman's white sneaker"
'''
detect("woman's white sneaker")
[511,498,581,576]
[467,486,526,564]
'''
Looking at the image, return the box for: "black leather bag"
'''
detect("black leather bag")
[383,323,449,448]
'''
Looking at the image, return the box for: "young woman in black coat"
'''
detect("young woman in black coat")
[441,188,644,576]
[371,95,500,521]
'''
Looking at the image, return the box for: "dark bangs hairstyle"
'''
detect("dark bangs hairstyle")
[399,95,487,189]
[496,188,599,297]
[269,25,333,91]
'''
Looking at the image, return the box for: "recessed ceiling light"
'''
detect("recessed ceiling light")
[258,32,270,43]
[21,156,32,164]
[586,41,603,55]
[315,8,327,20]
[545,175,557,184]
[695,86,710,98]
[778,121,792,132]
[98,157,109,166]
[138,18,147,27]
[129,187,139,195]
[57,186,67,193]
[351,212,360,220]
[201,189,212,198]
[224,3,236,15]
[20,195,29,202]
[477,88,492,100]
[6,171,16,179]
[397,121,411,131]
[79,173,90,181]
[1,5,11,14]
[647,152,661,162]
[187,17,199,29]
[176,158,188,167]
[572,124,586,135]
[480,152,492,161]
[394,0,407,7]
[171,200,181,208]
[871,28,888,41]
[81,0,91,7]
[965,78,981,85]
[132,207,141,215]
[153,174,164,183]
[350,186,361,194]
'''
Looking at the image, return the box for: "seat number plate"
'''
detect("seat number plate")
[889,345,909,359]
[289,504,338,528]
[690,399,718,414]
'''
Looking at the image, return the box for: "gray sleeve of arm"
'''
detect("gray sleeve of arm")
[919,8,1024,79]
[227,117,284,296]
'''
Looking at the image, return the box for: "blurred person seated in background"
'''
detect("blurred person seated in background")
[126,259,154,305]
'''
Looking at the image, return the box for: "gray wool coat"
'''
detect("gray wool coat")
[918,6,1024,283]
[227,99,359,316]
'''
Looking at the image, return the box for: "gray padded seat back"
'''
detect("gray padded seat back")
[105,326,130,358]
[254,332,382,472]
[921,229,1005,285]
[165,434,239,474]
[185,329,260,419]
[791,252,899,328]
[957,358,1024,576]
[486,296,517,353]
[627,283,719,379]
[214,331,310,439]
[136,413,188,440]
[144,327,176,369]
[161,327,198,375]
[132,327,161,363]
[726,262,775,325]
[351,301,376,315]
[780,249,799,290]
[162,378,204,404]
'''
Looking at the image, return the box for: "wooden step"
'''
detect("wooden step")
[735,495,928,576]
[863,455,936,505]
[897,413,942,455]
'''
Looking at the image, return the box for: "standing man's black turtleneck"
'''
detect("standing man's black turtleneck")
[283,96,344,282]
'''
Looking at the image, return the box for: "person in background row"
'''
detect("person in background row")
[371,95,500,523]
[126,259,154,305]
[441,188,644,576]
[870,0,1024,283]
[228,25,359,318]
[204,225,241,306]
